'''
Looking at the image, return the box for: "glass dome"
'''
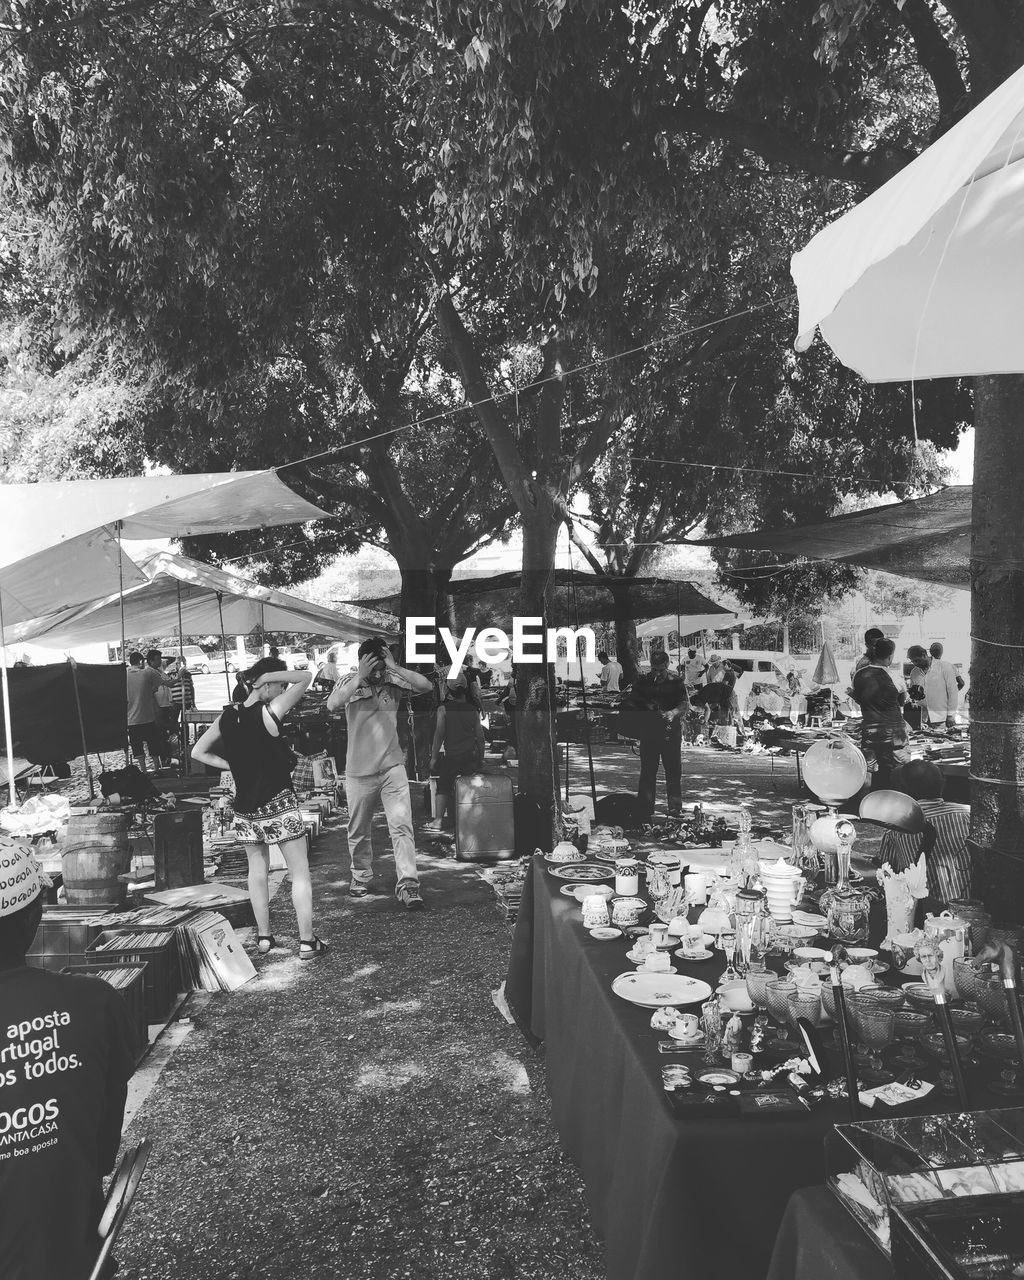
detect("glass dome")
[802,736,868,806]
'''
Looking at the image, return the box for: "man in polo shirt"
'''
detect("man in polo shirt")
[879,760,971,903]
[0,837,136,1280]
[328,638,433,909]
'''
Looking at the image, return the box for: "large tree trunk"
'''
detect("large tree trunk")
[608,580,641,686]
[392,546,453,785]
[969,374,1024,908]
[516,501,562,847]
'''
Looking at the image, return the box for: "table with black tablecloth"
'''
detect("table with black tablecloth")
[766,1186,894,1280]
[505,855,851,1280]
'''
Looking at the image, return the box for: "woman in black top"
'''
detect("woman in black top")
[192,659,327,959]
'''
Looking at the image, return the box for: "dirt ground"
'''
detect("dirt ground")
[115,742,813,1280]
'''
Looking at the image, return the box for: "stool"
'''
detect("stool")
[807,716,825,729]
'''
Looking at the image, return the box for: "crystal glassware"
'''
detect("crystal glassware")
[920,1030,971,1096]
[745,966,777,1015]
[765,980,798,1039]
[788,987,823,1030]
[954,958,992,1005]
[979,1028,1024,1096]
[720,920,741,985]
[949,1004,985,1061]
[977,978,1011,1029]
[818,821,871,943]
[853,1005,896,1083]
[893,1009,930,1067]
[821,980,837,1022]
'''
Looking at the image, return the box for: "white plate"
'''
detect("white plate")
[611,972,713,1008]
[589,927,622,940]
[559,884,587,897]
[573,883,615,903]
[635,964,679,975]
[548,863,614,882]
[674,948,714,961]
[792,911,828,929]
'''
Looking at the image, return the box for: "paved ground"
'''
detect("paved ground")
[114,743,808,1280]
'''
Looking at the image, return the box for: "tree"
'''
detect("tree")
[864,572,956,640]
[419,0,1024,860]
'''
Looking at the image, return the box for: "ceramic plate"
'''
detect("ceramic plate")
[549,863,613,882]
[791,911,828,929]
[674,948,714,961]
[697,1069,740,1087]
[559,883,587,897]
[589,927,622,940]
[635,963,679,975]
[668,1027,705,1044]
[611,972,713,1008]
[573,883,615,903]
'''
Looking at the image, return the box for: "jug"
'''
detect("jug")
[757,858,806,924]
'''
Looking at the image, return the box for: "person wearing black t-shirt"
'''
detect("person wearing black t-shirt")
[192,658,326,960]
[627,651,689,819]
[0,838,136,1280]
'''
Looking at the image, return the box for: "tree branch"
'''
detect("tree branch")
[536,335,567,483]
[940,0,1022,89]
[435,289,534,509]
[656,103,914,188]
[890,0,968,126]
[567,524,607,577]
[568,393,623,489]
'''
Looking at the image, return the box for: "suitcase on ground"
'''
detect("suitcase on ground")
[454,773,516,862]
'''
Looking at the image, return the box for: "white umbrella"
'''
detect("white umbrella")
[1,471,330,804]
[792,63,1024,382]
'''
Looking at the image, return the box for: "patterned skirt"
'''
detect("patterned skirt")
[232,789,307,847]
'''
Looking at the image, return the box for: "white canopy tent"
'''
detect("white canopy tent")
[792,62,1024,382]
[8,551,386,649]
[1,470,331,804]
[635,610,741,642]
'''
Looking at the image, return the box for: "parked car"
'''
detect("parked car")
[175,644,214,675]
[225,652,262,673]
[277,649,310,670]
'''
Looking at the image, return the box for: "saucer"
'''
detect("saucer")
[668,1028,705,1044]
[589,926,622,940]
[674,948,714,961]
[636,963,678,975]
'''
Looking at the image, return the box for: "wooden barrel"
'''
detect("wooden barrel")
[62,813,131,908]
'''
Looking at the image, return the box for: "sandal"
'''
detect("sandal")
[299,936,329,961]
[257,935,276,955]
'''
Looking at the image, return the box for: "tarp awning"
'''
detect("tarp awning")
[704,487,971,589]
[0,528,148,627]
[635,611,741,639]
[792,63,1024,382]
[0,470,329,568]
[6,551,387,647]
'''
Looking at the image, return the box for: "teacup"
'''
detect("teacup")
[680,925,706,957]
[673,1012,700,1039]
[649,923,670,950]
[631,936,656,960]
[643,951,671,973]
[611,896,646,928]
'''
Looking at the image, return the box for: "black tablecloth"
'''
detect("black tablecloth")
[506,857,850,1280]
[766,1187,894,1280]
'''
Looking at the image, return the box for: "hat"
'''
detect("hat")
[447,672,468,691]
[0,835,50,919]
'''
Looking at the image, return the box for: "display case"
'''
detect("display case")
[827,1110,1024,1255]
[891,1192,1024,1280]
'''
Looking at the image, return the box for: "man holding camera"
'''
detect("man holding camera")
[328,638,433,909]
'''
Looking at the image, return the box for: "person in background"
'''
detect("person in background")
[166,654,195,761]
[704,652,726,684]
[680,648,708,690]
[904,644,929,731]
[126,650,178,773]
[461,653,486,714]
[852,637,909,790]
[192,658,325,958]
[909,644,960,730]
[315,647,341,691]
[597,650,622,695]
[626,649,689,819]
[328,638,433,909]
[0,839,136,1280]
[690,678,733,729]
[425,673,486,832]
[930,640,965,696]
[268,646,280,660]
[853,627,885,676]
[500,664,518,753]
[880,759,971,903]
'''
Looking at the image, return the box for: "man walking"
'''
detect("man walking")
[597,650,622,694]
[328,638,433,909]
[626,649,689,820]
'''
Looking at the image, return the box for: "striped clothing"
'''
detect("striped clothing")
[170,669,195,711]
[878,798,972,902]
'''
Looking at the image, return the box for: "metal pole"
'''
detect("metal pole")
[932,991,971,1109]
[116,522,129,767]
[0,589,18,808]
[675,583,681,671]
[68,658,95,801]
[568,554,597,811]
[829,961,862,1120]
[175,579,185,661]
[216,594,232,702]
